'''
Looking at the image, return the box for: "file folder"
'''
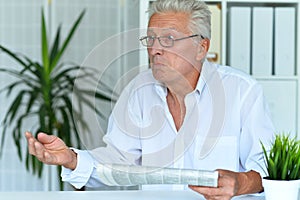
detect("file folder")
[208,4,222,64]
[252,7,273,76]
[228,7,251,74]
[274,7,296,76]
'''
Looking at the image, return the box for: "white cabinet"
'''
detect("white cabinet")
[139,0,300,138]
[260,79,298,134]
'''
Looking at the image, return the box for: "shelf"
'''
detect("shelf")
[255,76,299,81]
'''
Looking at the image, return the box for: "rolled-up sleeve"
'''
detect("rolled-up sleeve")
[61,149,99,189]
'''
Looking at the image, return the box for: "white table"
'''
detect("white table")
[0,190,265,200]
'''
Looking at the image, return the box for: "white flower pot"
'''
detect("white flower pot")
[262,178,300,200]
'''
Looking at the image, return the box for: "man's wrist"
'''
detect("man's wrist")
[62,148,78,170]
[236,170,263,195]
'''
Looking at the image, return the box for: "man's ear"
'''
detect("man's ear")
[196,38,210,61]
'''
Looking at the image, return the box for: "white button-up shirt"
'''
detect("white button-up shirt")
[61,60,275,190]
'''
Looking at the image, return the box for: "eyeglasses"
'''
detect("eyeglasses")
[139,34,204,48]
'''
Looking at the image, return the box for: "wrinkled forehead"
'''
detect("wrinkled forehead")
[146,27,186,36]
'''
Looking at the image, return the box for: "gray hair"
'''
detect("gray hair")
[148,0,211,40]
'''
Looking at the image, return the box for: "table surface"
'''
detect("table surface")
[0,190,265,200]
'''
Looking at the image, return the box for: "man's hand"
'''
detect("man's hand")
[25,131,77,170]
[189,169,263,200]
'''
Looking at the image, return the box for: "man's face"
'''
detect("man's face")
[147,12,203,85]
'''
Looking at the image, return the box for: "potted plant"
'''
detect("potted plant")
[0,9,114,189]
[261,133,300,200]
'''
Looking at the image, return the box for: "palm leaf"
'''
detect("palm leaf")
[0,68,39,88]
[58,108,72,145]
[50,25,61,62]
[41,9,49,73]
[49,10,85,72]
[13,126,23,159]
[0,45,28,67]
[0,46,41,83]
[0,80,24,96]
[4,90,26,124]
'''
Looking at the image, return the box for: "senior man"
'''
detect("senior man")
[26,0,274,199]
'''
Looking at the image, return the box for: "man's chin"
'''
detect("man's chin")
[152,72,165,82]
[151,70,166,83]
[151,66,175,84]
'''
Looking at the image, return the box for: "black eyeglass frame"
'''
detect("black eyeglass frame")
[139,34,204,48]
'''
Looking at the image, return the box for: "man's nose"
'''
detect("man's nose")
[149,39,163,55]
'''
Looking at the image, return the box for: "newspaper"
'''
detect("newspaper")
[97,163,218,187]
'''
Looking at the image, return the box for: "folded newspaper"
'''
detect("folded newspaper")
[97,163,218,187]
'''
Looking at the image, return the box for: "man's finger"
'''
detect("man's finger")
[34,141,48,161]
[37,132,57,144]
[25,131,38,156]
[25,131,33,139]
[189,185,222,196]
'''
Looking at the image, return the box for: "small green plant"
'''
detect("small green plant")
[261,134,300,180]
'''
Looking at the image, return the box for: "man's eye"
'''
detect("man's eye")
[164,35,174,40]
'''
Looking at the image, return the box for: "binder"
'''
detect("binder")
[228,7,251,74]
[208,4,221,64]
[252,7,273,76]
[274,7,296,76]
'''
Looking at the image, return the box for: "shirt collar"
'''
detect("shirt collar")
[197,59,212,96]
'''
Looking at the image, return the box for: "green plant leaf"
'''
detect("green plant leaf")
[0,68,38,88]
[261,133,300,180]
[49,10,85,73]
[25,88,40,113]
[58,107,72,145]
[13,126,22,160]
[5,90,26,124]
[41,9,49,73]
[50,25,61,63]
[0,45,28,67]
[0,80,24,96]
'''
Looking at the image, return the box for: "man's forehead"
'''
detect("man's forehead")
[146,27,185,35]
[147,27,177,32]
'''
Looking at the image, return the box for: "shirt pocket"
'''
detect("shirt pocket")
[193,135,239,171]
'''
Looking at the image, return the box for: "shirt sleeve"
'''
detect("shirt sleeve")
[61,148,102,189]
[60,137,142,189]
[239,83,275,178]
